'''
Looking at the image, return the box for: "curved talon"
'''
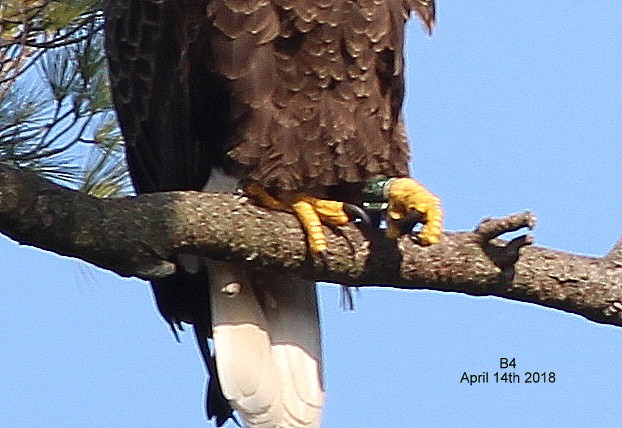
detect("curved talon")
[344,203,371,227]
[396,210,425,235]
[244,181,372,255]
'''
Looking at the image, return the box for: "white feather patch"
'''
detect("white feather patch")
[208,260,324,427]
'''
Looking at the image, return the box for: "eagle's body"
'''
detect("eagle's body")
[105,0,435,426]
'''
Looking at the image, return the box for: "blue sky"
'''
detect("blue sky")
[1,2,621,427]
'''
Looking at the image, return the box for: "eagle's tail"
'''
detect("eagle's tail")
[207,260,324,427]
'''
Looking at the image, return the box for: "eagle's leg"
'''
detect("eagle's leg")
[244,183,351,254]
[244,182,291,211]
[385,177,443,245]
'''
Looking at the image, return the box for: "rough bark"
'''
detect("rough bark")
[1,163,621,327]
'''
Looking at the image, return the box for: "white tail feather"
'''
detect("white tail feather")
[208,260,324,427]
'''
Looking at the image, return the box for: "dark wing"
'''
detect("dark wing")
[106,0,221,193]
[105,1,235,425]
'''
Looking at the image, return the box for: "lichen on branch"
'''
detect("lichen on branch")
[1,163,621,327]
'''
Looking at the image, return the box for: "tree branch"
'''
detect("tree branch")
[1,163,621,327]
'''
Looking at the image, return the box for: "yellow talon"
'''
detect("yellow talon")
[244,177,442,253]
[291,196,350,254]
[302,197,349,226]
[291,199,328,254]
[386,177,443,245]
[244,183,351,255]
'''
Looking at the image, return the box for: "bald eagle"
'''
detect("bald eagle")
[105,0,441,426]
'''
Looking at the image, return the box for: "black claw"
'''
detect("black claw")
[397,210,425,235]
[344,203,372,227]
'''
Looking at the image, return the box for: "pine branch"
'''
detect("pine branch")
[1,163,621,327]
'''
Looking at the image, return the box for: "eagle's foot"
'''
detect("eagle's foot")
[385,177,443,245]
[243,182,363,254]
[290,196,352,254]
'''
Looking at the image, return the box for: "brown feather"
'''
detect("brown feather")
[215,0,424,191]
[105,1,434,425]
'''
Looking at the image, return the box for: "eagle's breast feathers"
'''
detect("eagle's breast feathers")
[107,0,425,194]
[105,0,438,426]
[206,0,412,190]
